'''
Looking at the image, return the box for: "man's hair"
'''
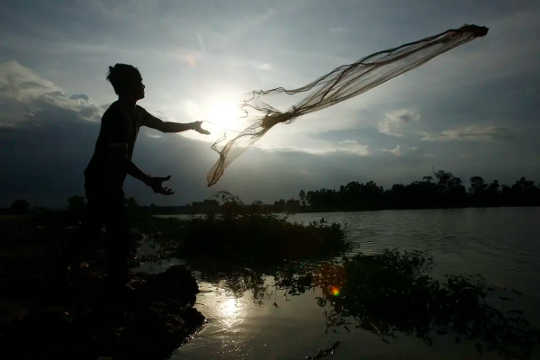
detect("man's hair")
[106,63,141,95]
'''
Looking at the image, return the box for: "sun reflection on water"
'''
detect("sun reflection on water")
[218,296,244,328]
[220,298,239,318]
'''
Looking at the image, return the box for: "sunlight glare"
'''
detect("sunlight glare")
[219,297,243,328]
[205,97,244,134]
[221,298,239,317]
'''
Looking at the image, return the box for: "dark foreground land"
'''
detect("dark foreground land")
[0,209,346,359]
[0,213,204,359]
[1,208,539,359]
[0,213,206,359]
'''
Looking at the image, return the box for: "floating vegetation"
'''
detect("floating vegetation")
[190,249,539,359]
[292,250,539,359]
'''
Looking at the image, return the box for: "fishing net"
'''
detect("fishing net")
[207,24,488,186]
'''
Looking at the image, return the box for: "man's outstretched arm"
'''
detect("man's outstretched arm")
[142,110,210,134]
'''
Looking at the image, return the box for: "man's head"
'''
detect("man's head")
[107,63,145,101]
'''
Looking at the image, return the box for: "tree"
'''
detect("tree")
[485,180,500,204]
[285,199,301,213]
[487,180,499,194]
[434,170,453,187]
[433,170,466,206]
[510,177,540,205]
[299,190,306,207]
[469,176,487,197]
[512,177,535,193]
[273,199,286,212]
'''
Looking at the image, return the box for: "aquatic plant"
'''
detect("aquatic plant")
[190,247,539,359]
[177,247,539,358]
[311,250,539,359]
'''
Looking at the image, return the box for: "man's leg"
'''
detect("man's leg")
[58,190,102,289]
[104,194,130,298]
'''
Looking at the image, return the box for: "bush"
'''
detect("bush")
[180,213,346,262]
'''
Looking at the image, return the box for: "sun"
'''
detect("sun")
[179,92,247,141]
[205,97,245,134]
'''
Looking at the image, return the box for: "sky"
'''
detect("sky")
[1,0,539,207]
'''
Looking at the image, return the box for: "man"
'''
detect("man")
[83,63,209,294]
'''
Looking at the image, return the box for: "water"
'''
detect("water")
[167,207,540,359]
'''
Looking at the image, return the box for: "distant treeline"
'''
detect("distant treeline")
[151,170,540,214]
[299,171,540,211]
[3,170,539,216]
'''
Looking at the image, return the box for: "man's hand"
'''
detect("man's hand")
[192,121,210,135]
[146,175,174,195]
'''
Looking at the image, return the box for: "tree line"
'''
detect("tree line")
[151,170,540,214]
[300,170,540,211]
[3,170,539,216]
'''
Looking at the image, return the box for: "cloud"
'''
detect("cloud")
[0,61,232,207]
[261,138,370,157]
[0,61,107,206]
[0,61,56,100]
[382,144,401,156]
[335,140,369,156]
[420,125,512,142]
[0,60,100,127]
[377,109,421,137]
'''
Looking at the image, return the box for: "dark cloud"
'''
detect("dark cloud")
[70,94,89,101]
[0,96,210,208]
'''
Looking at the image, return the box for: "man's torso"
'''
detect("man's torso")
[85,101,148,193]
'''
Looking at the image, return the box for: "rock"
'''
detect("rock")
[135,265,198,306]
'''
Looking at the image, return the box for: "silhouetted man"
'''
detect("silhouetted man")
[83,63,209,295]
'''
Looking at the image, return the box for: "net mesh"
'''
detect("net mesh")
[207,24,488,186]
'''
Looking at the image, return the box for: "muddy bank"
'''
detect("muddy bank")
[1,238,204,360]
[0,209,346,359]
[0,217,204,359]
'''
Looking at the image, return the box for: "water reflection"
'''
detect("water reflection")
[168,208,540,359]
[183,250,539,360]
[195,282,251,331]
[219,298,243,328]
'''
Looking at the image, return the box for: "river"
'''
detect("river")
[162,207,540,359]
